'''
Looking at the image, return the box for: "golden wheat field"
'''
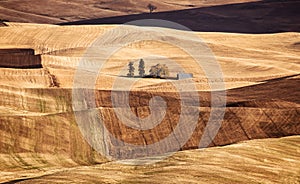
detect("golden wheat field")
[0,0,299,183]
[0,22,299,183]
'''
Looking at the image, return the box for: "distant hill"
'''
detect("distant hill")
[0,0,258,24]
[1,0,299,33]
[60,0,300,33]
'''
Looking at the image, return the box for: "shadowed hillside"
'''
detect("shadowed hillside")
[0,0,258,24]
[60,0,300,33]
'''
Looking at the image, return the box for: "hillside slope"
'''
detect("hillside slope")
[1,136,299,183]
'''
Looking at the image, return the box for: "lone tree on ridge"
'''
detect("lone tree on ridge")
[147,3,157,13]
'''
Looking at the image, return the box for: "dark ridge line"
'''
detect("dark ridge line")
[227,76,300,93]
[259,73,300,83]
[1,178,31,184]
[0,64,43,69]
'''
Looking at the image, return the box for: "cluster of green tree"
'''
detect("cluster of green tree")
[127,59,170,78]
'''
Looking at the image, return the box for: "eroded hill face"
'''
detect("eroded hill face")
[0,23,299,182]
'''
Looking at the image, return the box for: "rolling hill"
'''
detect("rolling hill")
[0,0,299,183]
[0,22,299,183]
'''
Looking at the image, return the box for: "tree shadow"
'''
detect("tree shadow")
[118,75,177,80]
